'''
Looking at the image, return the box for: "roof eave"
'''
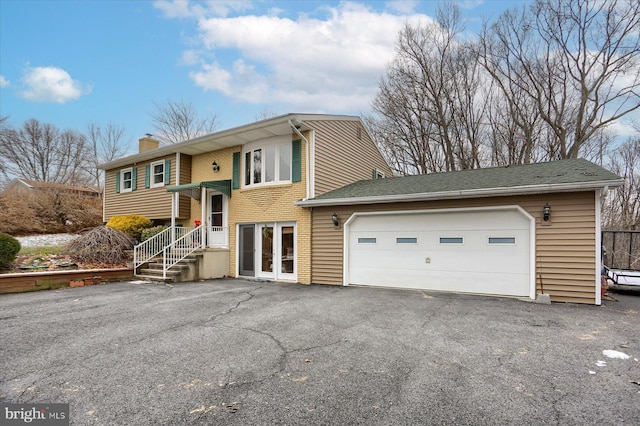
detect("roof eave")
[295,179,625,207]
[99,113,360,170]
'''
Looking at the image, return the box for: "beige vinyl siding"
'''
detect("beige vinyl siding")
[177,154,192,219]
[310,191,597,304]
[309,119,392,197]
[104,154,183,221]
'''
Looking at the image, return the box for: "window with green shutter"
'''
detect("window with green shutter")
[119,168,133,193]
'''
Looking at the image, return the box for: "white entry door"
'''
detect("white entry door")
[208,192,227,247]
[346,208,533,297]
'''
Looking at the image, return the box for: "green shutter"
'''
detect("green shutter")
[232,152,241,189]
[115,171,121,193]
[164,159,171,185]
[132,168,137,190]
[145,165,150,188]
[292,139,301,183]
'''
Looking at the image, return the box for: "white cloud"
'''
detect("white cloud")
[164,1,433,113]
[0,75,10,88]
[386,1,419,14]
[154,0,252,19]
[20,66,91,103]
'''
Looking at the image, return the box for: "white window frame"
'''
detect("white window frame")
[150,160,165,188]
[439,237,464,244]
[357,237,377,244]
[243,137,292,188]
[374,169,386,179]
[487,237,517,245]
[396,237,418,244]
[120,168,133,193]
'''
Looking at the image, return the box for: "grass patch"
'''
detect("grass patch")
[18,246,66,256]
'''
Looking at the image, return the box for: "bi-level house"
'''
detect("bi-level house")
[100,114,392,284]
[102,113,623,305]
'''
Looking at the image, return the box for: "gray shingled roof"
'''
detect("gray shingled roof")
[298,159,623,206]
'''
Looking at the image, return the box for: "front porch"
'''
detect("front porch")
[132,179,232,282]
[133,225,230,282]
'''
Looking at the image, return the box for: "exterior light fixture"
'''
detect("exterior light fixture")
[331,213,339,227]
[543,203,551,221]
[212,161,220,173]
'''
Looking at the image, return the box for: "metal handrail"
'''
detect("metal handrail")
[134,226,195,271]
[134,226,173,270]
[162,226,203,279]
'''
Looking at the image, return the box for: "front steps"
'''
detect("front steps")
[136,254,199,283]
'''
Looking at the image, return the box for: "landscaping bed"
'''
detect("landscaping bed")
[1,233,133,294]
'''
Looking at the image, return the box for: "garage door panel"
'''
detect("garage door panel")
[347,209,532,297]
[350,211,529,233]
[349,268,530,296]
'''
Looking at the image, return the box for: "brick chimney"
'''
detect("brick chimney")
[139,134,159,153]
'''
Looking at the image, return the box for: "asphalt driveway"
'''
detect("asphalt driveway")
[1,279,639,425]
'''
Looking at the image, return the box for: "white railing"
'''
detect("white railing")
[134,225,229,279]
[205,226,229,248]
[162,226,203,279]
[134,226,195,269]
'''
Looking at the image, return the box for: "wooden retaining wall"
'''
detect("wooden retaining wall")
[0,268,134,294]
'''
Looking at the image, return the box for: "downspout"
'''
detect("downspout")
[172,153,180,234]
[289,120,311,200]
[595,189,603,305]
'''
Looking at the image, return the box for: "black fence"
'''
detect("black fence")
[602,230,640,271]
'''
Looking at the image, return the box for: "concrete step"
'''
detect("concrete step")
[138,268,182,278]
[135,274,176,283]
[145,262,189,271]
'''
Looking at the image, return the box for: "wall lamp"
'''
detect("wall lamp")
[212,161,220,173]
[331,213,339,227]
[543,203,551,221]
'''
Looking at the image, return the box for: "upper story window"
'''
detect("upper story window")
[144,159,170,189]
[120,168,133,193]
[243,140,292,187]
[150,160,165,188]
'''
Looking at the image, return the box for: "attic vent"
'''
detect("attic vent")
[581,172,597,176]
[357,126,362,140]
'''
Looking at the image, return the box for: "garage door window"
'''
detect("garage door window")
[357,237,377,244]
[396,237,418,244]
[439,237,463,244]
[488,237,516,245]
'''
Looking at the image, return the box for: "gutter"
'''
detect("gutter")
[295,178,624,207]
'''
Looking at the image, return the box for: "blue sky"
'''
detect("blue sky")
[1,0,523,151]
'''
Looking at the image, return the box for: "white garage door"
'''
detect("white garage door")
[347,208,532,297]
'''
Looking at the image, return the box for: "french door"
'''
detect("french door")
[240,222,296,281]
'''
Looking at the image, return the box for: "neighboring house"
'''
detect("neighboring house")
[295,159,623,305]
[2,178,101,198]
[99,113,392,285]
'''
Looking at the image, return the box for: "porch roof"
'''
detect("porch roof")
[167,180,231,200]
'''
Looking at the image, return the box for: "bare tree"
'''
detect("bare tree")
[149,99,219,145]
[85,122,128,187]
[0,118,90,185]
[372,4,488,174]
[255,108,280,121]
[602,137,640,230]
[481,0,640,160]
